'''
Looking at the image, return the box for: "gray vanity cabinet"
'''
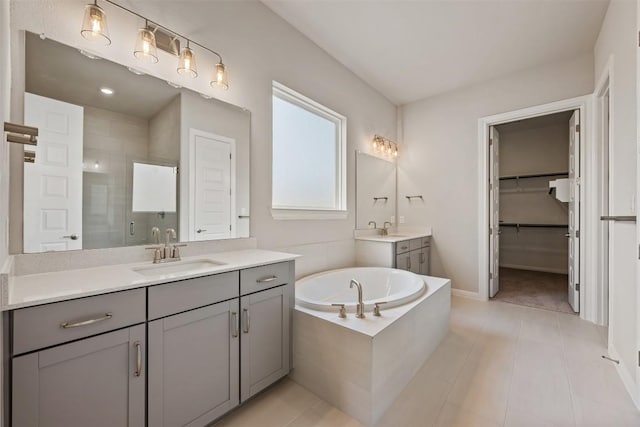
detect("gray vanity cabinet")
[148,300,240,427]
[240,285,290,402]
[395,237,431,275]
[12,324,146,427]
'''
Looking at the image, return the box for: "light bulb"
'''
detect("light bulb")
[177,43,198,78]
[211,62,229,90]
[134,25,158,63]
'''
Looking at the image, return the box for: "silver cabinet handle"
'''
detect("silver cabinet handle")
[196,228,207,234]
[420,252,425,264]
[257,275,277,283]
[61,234,79,240]
[600,215,636,222]
[243,308,250,333]
[134,341,142,377]
[60,312,112,329]
[231,312,239,338]
[400,245,409,250]
[407,256,411,270]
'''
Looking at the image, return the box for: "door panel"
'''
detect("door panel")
[240,286,290,402]
[23,93,83,252]
[13,325,145,427]
[419,246,430,275]
[568,111,580,312]
[190,130,235,241]
[148,300,240,427]
[489,126,500,297]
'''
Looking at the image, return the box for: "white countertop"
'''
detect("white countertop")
[2,249,299,311]
[353,231,431,243]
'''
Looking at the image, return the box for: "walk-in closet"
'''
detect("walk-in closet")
[490,111,580,314]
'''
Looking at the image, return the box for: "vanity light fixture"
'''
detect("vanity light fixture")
[80,0,230,90]
[372,135,399,158]
[133,21,159,63]
[177,40,198,78]
[81,1,111,45]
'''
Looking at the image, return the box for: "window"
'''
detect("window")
[271,81,347,219]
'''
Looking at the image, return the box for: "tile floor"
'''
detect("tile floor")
[214,296,640,427]
[495,268,574,314]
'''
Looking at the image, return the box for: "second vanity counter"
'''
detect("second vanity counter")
[2,249,299,310]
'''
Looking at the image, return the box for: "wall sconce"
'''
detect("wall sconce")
[372,135,399,158]
[80,0,229,90]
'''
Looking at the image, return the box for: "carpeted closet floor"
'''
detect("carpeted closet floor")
[493,267,575,314]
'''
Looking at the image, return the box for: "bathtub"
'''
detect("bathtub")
[292,268,451,426]
[295,267,425,312]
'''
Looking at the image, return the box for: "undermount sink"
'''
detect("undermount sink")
[132,259,226,276]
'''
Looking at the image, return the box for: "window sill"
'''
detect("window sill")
[271,208,349,220]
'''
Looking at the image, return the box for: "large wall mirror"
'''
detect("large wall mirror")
[355,151,396,229]
[12,32,250,253]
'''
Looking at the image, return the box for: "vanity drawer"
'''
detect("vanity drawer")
[13,288,146,355]
[421,236,431,248]
[240,262,291,295]
[396,240,411,254]
[148,271,238,320]
[409,238,423,251]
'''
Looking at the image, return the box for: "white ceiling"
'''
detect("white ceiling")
[263,0,609,105]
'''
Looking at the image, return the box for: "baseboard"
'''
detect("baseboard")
[451,288,487,301]
[608,344,640,410]
[499,263,568,275]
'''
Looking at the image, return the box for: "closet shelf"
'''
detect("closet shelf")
[499,222,568,229]
[499,172,569,181]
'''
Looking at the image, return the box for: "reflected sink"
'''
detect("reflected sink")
[132,259,226,277]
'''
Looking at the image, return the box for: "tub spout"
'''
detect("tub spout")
[350,279,365,318]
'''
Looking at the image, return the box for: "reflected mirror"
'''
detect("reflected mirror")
[355,151,396,229]
[13,32,250,253]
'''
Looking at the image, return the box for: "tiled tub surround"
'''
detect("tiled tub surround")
[2,248,297,310]
[291,273,451,426]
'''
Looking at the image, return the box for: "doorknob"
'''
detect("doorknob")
[62,234,79,240]
[196,229,207,234]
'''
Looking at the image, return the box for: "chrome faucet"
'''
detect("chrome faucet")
[382,221,392,236]
[350,279,365,318]
[146,228,186,264]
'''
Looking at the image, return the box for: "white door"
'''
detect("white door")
[489,126,500,298]
[190,129,235,241]
[23,93,83,253]
[568,110,580,312]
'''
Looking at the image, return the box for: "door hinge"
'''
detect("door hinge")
[489,272,493,280]
[229,224,232,231]
[229,153,232,160]
[575,283,580,291]
[489,138,493,146]
[638,350,640,367]
[576,230,580,238]
[575,123,580,133]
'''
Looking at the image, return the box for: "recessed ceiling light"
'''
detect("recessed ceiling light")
[100,87,114,95]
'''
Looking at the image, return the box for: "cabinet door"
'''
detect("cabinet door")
[148,299,240,427]
[409,250,421,274]
[419,246,431,275]
[396,253,411,271]
[13,325,145,427]
[240,285,290,402]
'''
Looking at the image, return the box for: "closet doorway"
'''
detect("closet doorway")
[488,111,581,314]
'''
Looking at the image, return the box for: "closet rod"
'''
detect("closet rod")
[499,172,569,181]
[499,223,568,228]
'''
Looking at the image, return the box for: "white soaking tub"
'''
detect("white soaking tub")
[296,267,425,312]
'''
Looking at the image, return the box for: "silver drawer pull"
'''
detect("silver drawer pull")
[231,312,239,338]
[61,234,79,240]
[60,312,113,329]
[257,275,277,283]
[134,341,142,377]
[243,308,250,333]
[196,228,207,233]
[400,245,408,250]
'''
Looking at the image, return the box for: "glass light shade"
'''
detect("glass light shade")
[80,3,111,45]
[134,28,158,63]
[177,46,198,78]
[211,62,229,90]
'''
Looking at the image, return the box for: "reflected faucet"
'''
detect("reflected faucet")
[368,221,377,230]
[350,279,365,318]
[382,221,392,236]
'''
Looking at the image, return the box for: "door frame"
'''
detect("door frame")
[477,95,593,321]
[182,128,236,241]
